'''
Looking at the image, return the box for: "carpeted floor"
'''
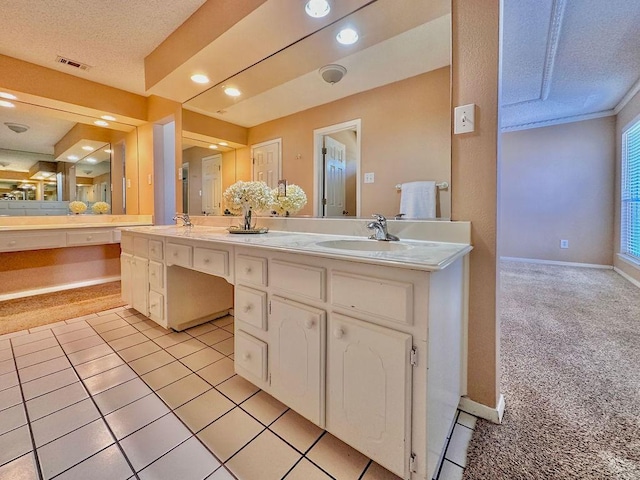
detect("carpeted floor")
[0,281,126,335]
[463,261,640,479]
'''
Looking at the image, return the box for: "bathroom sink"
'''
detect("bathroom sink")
[316,239,411,252]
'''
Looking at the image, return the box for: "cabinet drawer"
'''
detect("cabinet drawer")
[66,230,112,246]
[166,243,192,268]
[331,271,413,325]
[271,259,325,301]
[194,247,228,277]
[148,240,164,261]
[235,330,267,383]
[0,232,65,252]
[235,286,267,330]
[149,260,164,290]
[120,234,134,253]
[133,237,148,257]
[236,255,267,287]
[148,290,164,323]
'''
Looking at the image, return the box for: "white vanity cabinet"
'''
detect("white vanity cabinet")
[121,236,151,317]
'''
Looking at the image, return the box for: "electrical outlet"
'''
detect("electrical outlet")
[364,172,375,184]
[560,239,569,249]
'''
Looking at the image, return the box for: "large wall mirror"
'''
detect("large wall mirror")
[182,0,451,219]
[0,98,139,216]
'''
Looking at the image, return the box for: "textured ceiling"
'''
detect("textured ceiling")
[0,0,207,95]
[501,0,640,131]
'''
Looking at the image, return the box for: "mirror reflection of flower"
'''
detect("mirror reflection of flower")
[271,184,307,216]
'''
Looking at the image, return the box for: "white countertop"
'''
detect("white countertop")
[0,222,151,232]
[121,225,472,272]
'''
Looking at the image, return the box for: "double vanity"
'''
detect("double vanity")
[119,218,471,480]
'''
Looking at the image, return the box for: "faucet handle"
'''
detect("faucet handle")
[371,213,386,222]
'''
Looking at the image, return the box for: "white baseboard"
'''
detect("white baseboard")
[0,276,121,302]
[614,267,640,289]
[500,256,612,269]
[458,394,505,424]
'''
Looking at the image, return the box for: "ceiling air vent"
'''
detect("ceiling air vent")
[55,55,92,71]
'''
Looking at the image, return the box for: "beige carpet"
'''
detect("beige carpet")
[463,261,640,479]
[0,281,126,335]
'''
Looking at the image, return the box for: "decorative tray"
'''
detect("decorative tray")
[227,226,269,234]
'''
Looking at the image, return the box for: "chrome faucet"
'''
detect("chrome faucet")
[367,214,399,241]
[173,213,192,227]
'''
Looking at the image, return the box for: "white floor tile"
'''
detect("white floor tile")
[138,437,220,480]
[26,382,88,421]
[0,452,38,480]
[93,378,153,416]
[457,411,477,430]
[31,398,100,447]
[444,424,474,468]
[0,403,27,436]
[437,460,464,480]
[105,394,170,440]
[0,425,33,467]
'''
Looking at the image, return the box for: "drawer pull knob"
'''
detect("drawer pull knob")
[173,252,178,257]
[204,258,210,263]
[333,328,344,339]
[244,266,252,274]
[242,352,251,361]
[87,236,93,240]
[9,241,16,246]
[243,303,253,313]
[305,319,314,329]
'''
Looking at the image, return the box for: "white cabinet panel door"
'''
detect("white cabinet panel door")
[270,297,326,426]
[131,256,149,316]
[327,313,412,479]
[120,253,132,306]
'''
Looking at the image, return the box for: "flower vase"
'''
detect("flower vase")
[241,204,254,231]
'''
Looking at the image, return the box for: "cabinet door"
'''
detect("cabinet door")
[131,256,149,316]
[269,297,326,426]
[327,313,412,479]
[120,253,133,306]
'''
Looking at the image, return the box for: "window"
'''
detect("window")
[621,119,640,261]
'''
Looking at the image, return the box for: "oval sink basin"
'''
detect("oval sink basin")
[316,239,411,252]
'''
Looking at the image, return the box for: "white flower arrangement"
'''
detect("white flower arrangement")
[271,184,307,215]
[91,201,110,214]
[223,181,275,214]
[69,201,87,214]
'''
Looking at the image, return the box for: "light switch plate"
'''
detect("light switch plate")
[364,172,375,184]
[454,103,475,134]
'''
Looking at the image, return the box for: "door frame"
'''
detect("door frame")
[251,138,282,187]
[312,119,361,217]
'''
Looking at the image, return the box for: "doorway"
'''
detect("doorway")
[202,155,222,215]
[313,120,361,217]
[252,139,281,189]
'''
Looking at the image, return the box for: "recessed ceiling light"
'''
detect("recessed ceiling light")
[82,146,94,151]
[191,74,210,84]
[336,27,359,45]
[0,92,17,100]
[305,0,330,18]
[94,120,109,127]
[208,145,218,149]
[0,100,15,108]
[219,142,228,146]
[67,155,79,161]
[86,158,97,164]
[224,87,241,97]
[101,115,116,121]
[104,149,112,154]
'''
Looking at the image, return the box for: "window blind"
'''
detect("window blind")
[622,120,640,260]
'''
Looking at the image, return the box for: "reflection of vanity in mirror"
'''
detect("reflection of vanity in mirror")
[181,0,451,220]
[0,100,138,215]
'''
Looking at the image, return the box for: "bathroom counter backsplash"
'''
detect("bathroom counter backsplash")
[120,224,472,271]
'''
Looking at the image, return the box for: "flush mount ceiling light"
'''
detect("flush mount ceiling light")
[305,0,330,18]
[86,158,97,164]
[336,27,358,45]
[94,120,109,127]
[0,92,17,100]
[5,122,29,133]
[67,155,79,161]
[104,149,112,154]
[224,87,241,97]
[101,115,116,121]
[209,145,218,149]
[82,146,94,151]
[0,101,16,108]
[191,74,210,84]
[219,142,228,146]
[319,64,347,84]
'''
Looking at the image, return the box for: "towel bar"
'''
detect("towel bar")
[395,181,449,191]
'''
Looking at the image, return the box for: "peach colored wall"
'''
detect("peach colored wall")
[451,0,500,408]
[615,89,640,283]
[500,117,616,265]
[0,245,121,296]
[245,68,451,217]
[182,110,248,146]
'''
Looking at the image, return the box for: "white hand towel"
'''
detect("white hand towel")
[399,181,436,219]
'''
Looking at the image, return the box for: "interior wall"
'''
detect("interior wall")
[246,68,451,218]
[500,117,616,265]
[615,89,640,284]
[451,0,500,409]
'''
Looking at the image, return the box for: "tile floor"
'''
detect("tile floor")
[0,306,477,480]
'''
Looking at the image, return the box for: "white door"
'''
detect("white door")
[326,313,412,478]
[252,140,281,188]
[323,136,346,216]
[269,297,326,426]
[202,155,222,215]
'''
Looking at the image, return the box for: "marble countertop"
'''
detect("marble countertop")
[121,225,472,271]
[0,221,152,232]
